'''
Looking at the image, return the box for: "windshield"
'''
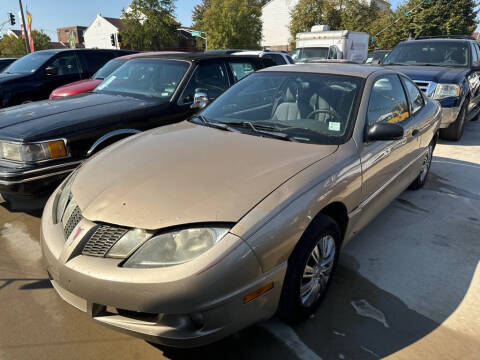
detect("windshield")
[383,42,469,67]
[3,52,52,74]
[93,58,127,80]
[292,47,329,62]
[200,72,363,145]
[94,58,189,100]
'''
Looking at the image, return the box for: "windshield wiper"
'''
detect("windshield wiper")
[224,121,295,141]
[193,115,237,132]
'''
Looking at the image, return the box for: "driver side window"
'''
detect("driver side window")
[45,53,80,76]
[181,62,229,104]
[367,75,409,126]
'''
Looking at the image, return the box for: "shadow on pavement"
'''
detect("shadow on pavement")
[0,194,48,218]
[149,155,480,360]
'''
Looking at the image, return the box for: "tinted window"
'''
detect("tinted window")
[45,53,80,75]
[402,77,424,114]
[182,62,229,103]
[384,41,469,67]
[368,75,409,125]
[471,43,479,63]
[264,54,286,65]
[286,55,295,64]
[200,72,363,145]
[93,58,127,80]
[80,51,116,75]
[228,61,255,82]
[3,52,52,74]
[95,59,189,101]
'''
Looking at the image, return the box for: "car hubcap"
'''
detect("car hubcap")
[419,145,433,182]
[300,235,336,307]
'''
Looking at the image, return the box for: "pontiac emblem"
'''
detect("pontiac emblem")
[69,226,84,245]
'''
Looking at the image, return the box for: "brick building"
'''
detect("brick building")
[57,26,87,47]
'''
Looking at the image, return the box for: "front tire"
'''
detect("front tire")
[278,214,340,323]
[440,99,468,141]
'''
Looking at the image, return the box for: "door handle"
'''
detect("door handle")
[412,129,420,137]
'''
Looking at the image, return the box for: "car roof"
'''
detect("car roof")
[400,38,472,45]
[259,63,388,78]
[32,48,129,55]
[119,51,186,59]
[125,52,264,62]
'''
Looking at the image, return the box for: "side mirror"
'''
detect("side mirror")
[191,92,209,110]
[45,66,58,76]
[367,122,404,141]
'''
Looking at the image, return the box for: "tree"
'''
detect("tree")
[202,0,263,49]
[192,0,210,30]
[120,0,178,51]
[289,0,344,49]
[0,30,51,57]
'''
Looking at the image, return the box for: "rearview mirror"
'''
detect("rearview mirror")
[191,92,209,110]
[367,122,404,141]
[45,66,58,76]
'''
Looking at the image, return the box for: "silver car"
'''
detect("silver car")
[41,64,441,348]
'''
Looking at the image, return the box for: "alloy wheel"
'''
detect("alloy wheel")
[300,235,336,307]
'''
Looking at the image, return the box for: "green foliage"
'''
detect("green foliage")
[0,30,51,57]
[289,0,479,50]
[120,0,178,50]
[202,0,263,49]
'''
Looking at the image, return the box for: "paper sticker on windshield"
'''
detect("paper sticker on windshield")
[329,122,341,132]
[96,76,116,90]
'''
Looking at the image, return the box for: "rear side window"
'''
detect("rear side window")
[181,62,230,103]
[79,51,117,75]
[263,53,287,65]
[402,77,424,114]
[471,43,479,63]
[368,75,409,125]
[228,61,255,81]
[286,55,295,64]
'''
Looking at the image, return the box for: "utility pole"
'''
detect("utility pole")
[18,0,30,53]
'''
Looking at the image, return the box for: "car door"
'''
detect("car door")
[40,51,82,97]
[467,42,480,117]
[354,74,415,231]
[179,60,231,106]
[401,76,433,154]
[77,51,118,79]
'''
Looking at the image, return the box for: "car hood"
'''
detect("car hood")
[384,65,468,84]
[73,121,338,230]
[50,79,102,98]
[0,93,158,141]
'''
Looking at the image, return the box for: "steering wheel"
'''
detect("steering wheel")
[307,109,341,122]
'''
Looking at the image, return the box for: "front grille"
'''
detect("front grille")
[63,206,82,239]
[413,80,436,96]
[82,225,128,257]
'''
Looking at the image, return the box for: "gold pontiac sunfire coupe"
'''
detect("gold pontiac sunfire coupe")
[41,64,441,348]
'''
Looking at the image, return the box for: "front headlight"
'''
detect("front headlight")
[432,84,461,100]
[122,227,230,268]
[0,139,68,162]
[55,170,77,224]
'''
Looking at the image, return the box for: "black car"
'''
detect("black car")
[0,58,17,72]
[0,53,271,198]
[383,36,480,141]
[0,49,135,108]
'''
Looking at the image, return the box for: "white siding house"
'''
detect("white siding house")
[261,0,299,51]
[261,0,390,50]
[84,14,125,49]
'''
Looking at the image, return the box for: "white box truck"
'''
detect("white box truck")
[292,25,370,63]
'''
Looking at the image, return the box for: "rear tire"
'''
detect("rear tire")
[439,99,468,141]
[409,141,434,190]
[278,214,340,323]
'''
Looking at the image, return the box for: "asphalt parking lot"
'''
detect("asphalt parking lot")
[1,121,479,360]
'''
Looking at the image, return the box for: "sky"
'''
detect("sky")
[0,0,424,40]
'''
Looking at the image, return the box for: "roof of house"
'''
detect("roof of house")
[103,17,125,30]
[7,29,22,38]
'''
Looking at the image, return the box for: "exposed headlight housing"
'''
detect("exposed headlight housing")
[121,227,230,268]
[432,84,461,100]
[0,139,68,163]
